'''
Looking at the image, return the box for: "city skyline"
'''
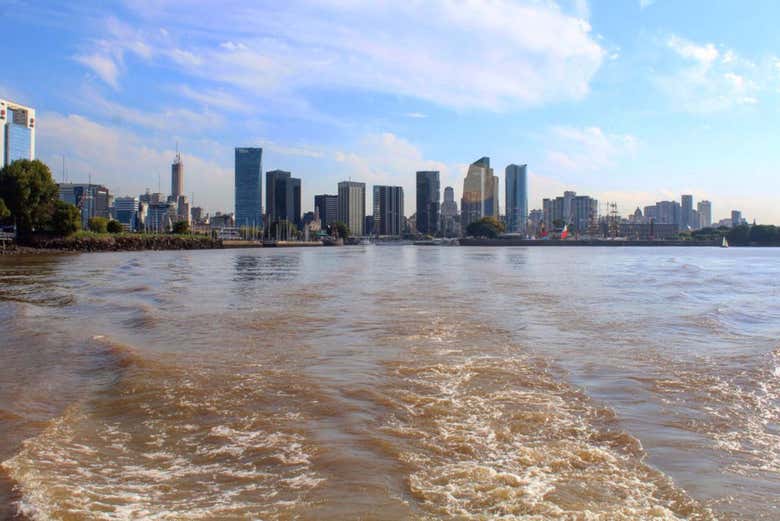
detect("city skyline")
[3,1,780,222]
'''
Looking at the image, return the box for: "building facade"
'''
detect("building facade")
[461,157,499,230]
[314,194,338,231]
[731,210,743,227]
[681,194,693,230]
[266,170,302,228]
[1,99,35,167]
[697,200,712,228]
[416,171,440,236]
[58,183,111,229]
[440,186,459,237]
[114,196,140,231]
[338,181,366,236]
[234,147,263,229]
[373,185,404,237]
[505,164,528,235]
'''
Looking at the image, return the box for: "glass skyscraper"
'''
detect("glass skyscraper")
[314,194,338,229]
[1,99,35,167]
[416,171,440,236]
[234,148,263,228]
[505,164,528,234]
[461,157,499,230]
[266,170,302,228]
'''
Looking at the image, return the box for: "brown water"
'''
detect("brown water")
[1,246,779,520]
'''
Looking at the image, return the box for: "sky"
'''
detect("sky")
[3,0,780,222]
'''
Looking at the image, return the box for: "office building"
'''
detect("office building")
[681,194,693,230]
[644,200,682,231]
[146,201,176,232]
[571,195,598,234]
[505,164,528,235]
[416,171,440,236]
[338,181,366,236]
[731,210,743,228]
[1,99,35,167]
[441,186,459,237]
[114,196,140,231]
[461,157,499,230]
[58,183,111,229]
[543,190,583,231]
[314,194,338,230]
[697,201,712,228]
[373,185,404,236]
[191,206,204,224]
[528,209,544,236]
[234,147,263,228]
[171,151,184,199]
[266,170,302,228]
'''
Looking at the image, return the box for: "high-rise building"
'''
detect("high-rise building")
[314,194,338,230]
[681,194,693,230]
[505,164,528,234]
[171,151,184,199]
[416,171,440,236]
[571,195,598,234]
[235,148,263,228]
[698,200,712,228]
[58,183,111,229]
[731,210,743,228]
[266,170,302,228]
[1,99,35,167]
[441,186,459,237]
[114,197,140,231]
[338,181,366,236]
[461,157,499,230]
[542,191,596,234]
[373,185,404,237]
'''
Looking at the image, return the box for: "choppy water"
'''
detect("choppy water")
[1,246,779,520]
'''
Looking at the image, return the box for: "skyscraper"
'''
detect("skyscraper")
[697,200,712,228]
[338,181,366,236]
[441,186,459,237]
[461,157,499,230]
[416,171,440,236]
[314,194,338,229]
[1,99,35,167]
[373,185,404,236]
[505,164,528,234]
[266,170,302,228]
[171,150,184,198]
[681,194,693,230]
[234,148,263,228]
[731,210,742,228]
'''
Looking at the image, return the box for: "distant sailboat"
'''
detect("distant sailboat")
[722,236,729,248]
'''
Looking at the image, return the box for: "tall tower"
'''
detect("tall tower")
[461,157,498,230]
[337,181,366,236]
[234,148,263,228]
[505,164,528,234]
[171,146,184,198]
[416,171,440,236]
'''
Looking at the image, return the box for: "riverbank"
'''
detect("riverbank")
[21,234,223,253]
[460,238,723,247]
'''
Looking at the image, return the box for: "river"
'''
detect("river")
[1,246,778,520]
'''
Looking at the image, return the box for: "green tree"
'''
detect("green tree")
[172,220,190,234]
[727,224,751,245]
[0,160,59,234]
[0,198,9,221]
[107,220,123,234]
[749,224,779,244]
[466,217,505,238]
[88,216,109,233]
[329,221,350,239]
[50,201,81,236]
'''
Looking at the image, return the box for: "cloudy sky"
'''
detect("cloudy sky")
[3,0,780,222]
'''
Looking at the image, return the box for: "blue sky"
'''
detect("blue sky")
[3,0,780,222]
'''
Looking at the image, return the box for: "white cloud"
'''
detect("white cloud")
[38,112,232,212]
[656,35,767,113]
[105,0,605,111]
[546,126,639,173]
[74,53,120,88]
[639,0,656,9]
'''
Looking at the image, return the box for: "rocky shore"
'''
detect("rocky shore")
[8,234,224,253]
